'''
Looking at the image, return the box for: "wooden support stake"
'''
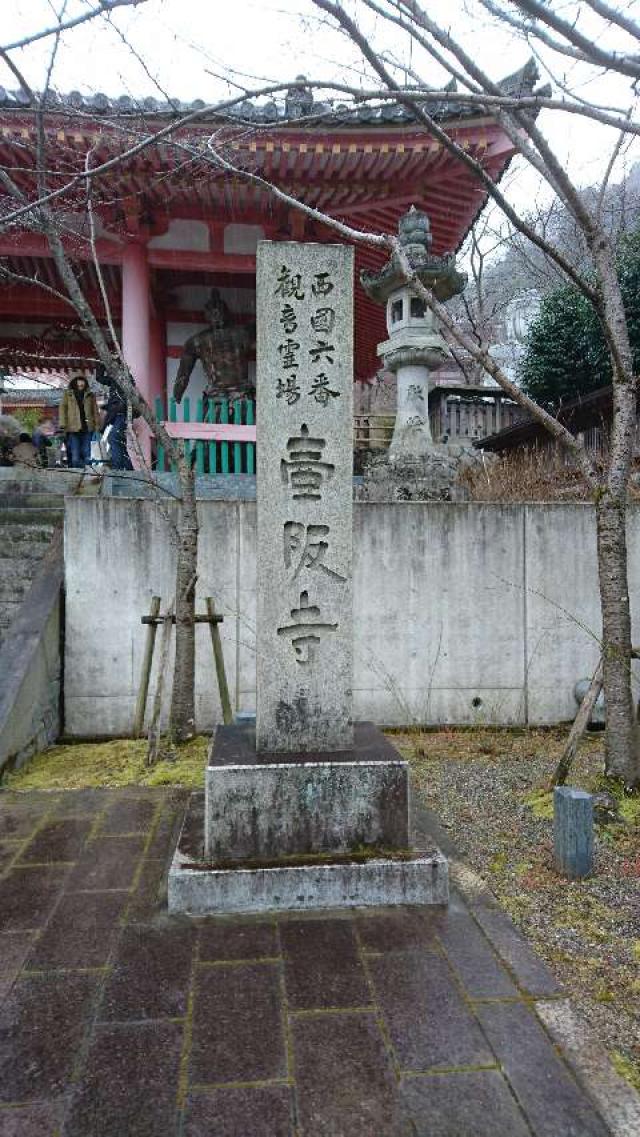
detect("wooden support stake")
[134,595,161,738]
[147,601,174,766]
[549,645,640,790]
[141,614,223,625]
[205,596,233,726]
[549,657,604,790]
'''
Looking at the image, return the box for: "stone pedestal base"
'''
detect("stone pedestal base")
[357,445,484,502]
[168,724,448,916]
[169,805,448,915]
[205,723,409,859]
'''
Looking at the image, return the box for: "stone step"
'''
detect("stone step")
[0,583,30,608]
[0,554,42,577]
[0,493,65,512]
[0,508,62,528]
[0,502,59,651]
[0,525,56,548]
[0,519,54,536]
[0,539,53,560]
[0,470,85,495]
[0,604,20,647]
[0,602,19,627]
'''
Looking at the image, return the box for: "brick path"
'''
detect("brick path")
[0,788,619,1136]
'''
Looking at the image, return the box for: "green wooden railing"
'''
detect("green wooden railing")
[154,396,256,475]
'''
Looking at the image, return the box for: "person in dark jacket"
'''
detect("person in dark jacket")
[59,375,99,468]
[32,418,55,466]
[97,367,133,471]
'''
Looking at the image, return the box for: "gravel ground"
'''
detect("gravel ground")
[393,727,640,1091]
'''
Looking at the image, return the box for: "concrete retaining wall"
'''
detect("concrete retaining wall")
[63,500,640,736]
[0,530,63,771]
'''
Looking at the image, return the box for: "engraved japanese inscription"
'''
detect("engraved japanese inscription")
[256,242,354,753]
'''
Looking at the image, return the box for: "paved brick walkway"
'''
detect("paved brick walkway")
[0,788,619,1136]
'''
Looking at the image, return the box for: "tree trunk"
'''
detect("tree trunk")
[595,494,640,785]
[169,454,198,740]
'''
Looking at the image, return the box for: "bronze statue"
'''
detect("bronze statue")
[173,289,254,407]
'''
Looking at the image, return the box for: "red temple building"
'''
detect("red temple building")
[0,68,540,456]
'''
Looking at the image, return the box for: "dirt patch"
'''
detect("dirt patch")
[394,726,640,1091]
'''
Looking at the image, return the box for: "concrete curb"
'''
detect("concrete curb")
[445,852,640,1135]
[536,1000,640,1137]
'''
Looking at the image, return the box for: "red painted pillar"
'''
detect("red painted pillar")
[122,241,151,465]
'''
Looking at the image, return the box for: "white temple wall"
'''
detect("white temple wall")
[63,500,640,736]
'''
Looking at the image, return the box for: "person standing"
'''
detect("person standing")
[95,365,136,471]
[59,374,98,469]
[100,374,134,471]
[10,432,39,467]
[32,417,55,466]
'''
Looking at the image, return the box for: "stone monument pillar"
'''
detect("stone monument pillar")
[167,238,449,916]
[255,242,353,753]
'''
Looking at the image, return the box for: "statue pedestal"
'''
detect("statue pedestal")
[358,444,483,502]
[378,331,449,460]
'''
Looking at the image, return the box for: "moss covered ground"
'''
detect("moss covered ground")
[3,736,207,791]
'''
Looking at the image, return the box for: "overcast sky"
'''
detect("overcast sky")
[3,0,640,249]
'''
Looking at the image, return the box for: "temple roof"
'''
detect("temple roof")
[0,62,545,385]
[0,58,547,126]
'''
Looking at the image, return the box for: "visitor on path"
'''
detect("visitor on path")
[32,418,56,466]
[10,433,39,467]
[59,374,99,469]
[97,367,134,471]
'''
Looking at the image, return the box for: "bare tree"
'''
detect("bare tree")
[315,0,640,786]
[0,5,200,743]
[4,0,640,782]
[193,0,640,783]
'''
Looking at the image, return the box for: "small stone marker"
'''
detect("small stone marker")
[553,786,594,879]
[256,241,354,753]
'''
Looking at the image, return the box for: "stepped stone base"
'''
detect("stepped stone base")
[169,839,448,916]
[168,794,447,915]
[170,722,449,916]
[205,723,409,859]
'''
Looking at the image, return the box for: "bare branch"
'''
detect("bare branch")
[582,0,640,43]
[313,1,598,300]
[478,0,598,65]
[596,121,631,220]
[206,136,386,248]
[84,146,123,360]
[512,0,640,78]
[0,263,78,308]
[1,0,149,54]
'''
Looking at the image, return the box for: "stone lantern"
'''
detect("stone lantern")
[361,206,466,458]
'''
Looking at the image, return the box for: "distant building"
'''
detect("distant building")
[0,380,62,426]
[474,385,619,459]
